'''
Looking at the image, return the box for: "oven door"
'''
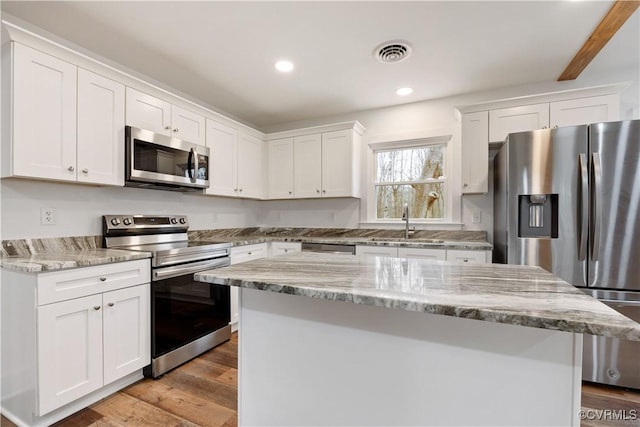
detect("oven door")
[125,125,209,190]
[151,257,230,360]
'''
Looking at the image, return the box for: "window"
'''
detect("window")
[374,142,447,220]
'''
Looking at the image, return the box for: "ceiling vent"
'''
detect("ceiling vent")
[374,41,412,64]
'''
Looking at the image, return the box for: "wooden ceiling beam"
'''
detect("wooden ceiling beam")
[558,0,639,81]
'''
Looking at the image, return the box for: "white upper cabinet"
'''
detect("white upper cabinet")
[125,87,205,144]
[4,43,124,186]
[77,68,125,186]
[7,43,77,181]
[489,103,550,143]
[461,111,489,195]
[549,94,620,128]
[237,132,265,199]
[170,105,206,145]
[125,87,171,135]
[268,137,294,199]
[290,128,361,199]
[206,119,238,197]
[294,133,323,198]
[321,130,357,197]
[206,119,265,199]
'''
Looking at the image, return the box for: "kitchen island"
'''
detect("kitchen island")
[195,253,640,426]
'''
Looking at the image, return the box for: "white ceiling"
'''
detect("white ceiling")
[2,1,638,130]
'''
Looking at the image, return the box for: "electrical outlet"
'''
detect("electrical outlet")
[472,210,482,224]
[41,207,56,225]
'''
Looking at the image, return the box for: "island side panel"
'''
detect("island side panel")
[239,288,582,427]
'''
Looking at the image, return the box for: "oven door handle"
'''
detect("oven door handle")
[152,257,230,281]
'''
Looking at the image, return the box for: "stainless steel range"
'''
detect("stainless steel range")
[103,214,232,378]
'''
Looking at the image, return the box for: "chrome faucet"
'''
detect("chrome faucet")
[401,203,416,239]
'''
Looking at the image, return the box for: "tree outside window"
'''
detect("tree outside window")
[375,144,445,219]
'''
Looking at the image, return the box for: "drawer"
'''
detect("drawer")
[446,250,489,264]
[38,259,150,305]
[397,247,446,260]
[270,242,301,257]
[355,245,398,257]
[231,243,268,265]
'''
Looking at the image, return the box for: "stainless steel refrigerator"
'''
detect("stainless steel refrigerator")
[494,120,640,389]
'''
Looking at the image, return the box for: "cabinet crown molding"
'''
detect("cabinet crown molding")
[264,121,365,141]
[455,82,631,114]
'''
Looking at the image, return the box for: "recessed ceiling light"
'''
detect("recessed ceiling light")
[396,87,413,96]
[275,60,294,73]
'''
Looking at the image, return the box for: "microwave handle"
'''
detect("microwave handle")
[188,148,198,183]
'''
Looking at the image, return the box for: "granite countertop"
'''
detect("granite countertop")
[195,252,640,341]
[1,249,151,273]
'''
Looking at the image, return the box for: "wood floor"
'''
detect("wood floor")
[1,332,638,426]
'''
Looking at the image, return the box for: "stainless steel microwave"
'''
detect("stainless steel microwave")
[125,126,209,191]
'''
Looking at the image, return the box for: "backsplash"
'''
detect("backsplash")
[190,227,487,241]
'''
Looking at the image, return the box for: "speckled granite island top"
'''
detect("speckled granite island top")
[1,249,151,273]
[195,252,640,341]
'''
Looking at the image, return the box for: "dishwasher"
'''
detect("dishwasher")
[301,242,356,255]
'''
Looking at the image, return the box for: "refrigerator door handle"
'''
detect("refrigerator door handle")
[578,154,588,261]
[591,153,603,262]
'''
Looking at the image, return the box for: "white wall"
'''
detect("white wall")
[0,179,262,240]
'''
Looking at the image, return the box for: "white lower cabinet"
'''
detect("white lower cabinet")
[356,245,490,263]
[230,243,269,331]
[1,260,150,426]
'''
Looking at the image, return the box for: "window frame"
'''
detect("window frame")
[363,133,460,227]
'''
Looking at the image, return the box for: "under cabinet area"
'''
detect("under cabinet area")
[125,87,205,145]
[1,259,150,426]
[2,43,124,186]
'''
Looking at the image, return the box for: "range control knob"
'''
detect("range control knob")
[123,218,132,226]
[170,218,178,224]
[179,218,186,224]
[110,218,121,226]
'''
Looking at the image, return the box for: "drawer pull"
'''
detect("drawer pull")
[247,251,252,255]
[99,277,107,282]
[108,302,115,307]
[463,259,469,263]
[93,305,101,310]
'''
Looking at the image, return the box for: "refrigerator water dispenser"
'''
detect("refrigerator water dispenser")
[518,194,558,238]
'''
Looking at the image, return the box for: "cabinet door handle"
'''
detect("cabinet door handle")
[173,128,179,132]
[82,168,88,174]
[93,305,101,310]
[322,189,326,193]
[463,259,469,263]
[108,302,115,307]
[247,251,252,255]
[289,191,292,195]
[99,277,107,282]
[316,189,320,194]
[233,188,238,192]
[164,125,171,130]
[68,166,75,172]
[463,183,469,188]
[239,188,243,192]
